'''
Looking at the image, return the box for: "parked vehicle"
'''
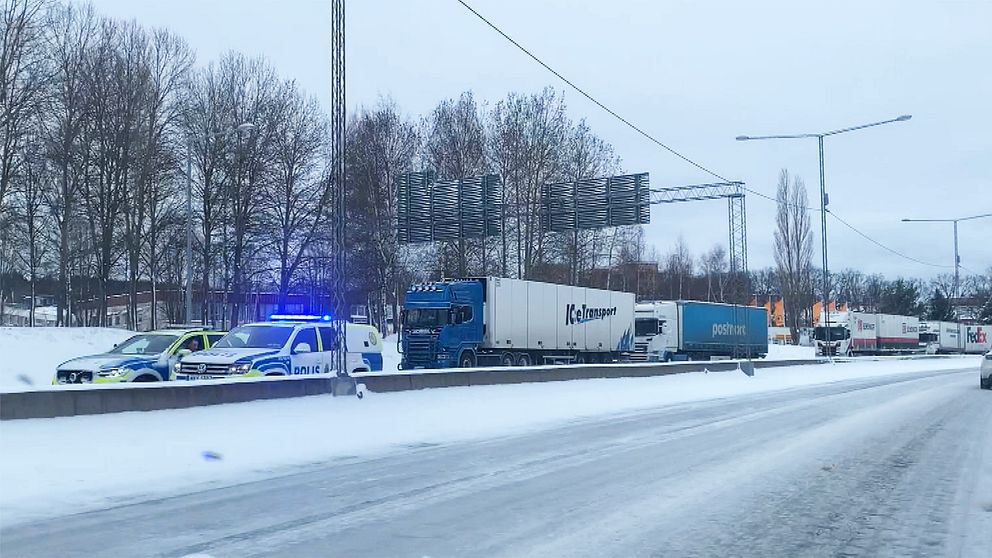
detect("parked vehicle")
[815,311,921,357]
[54,327,226,384]
[918,321,964,354]
[173,316,382,380]
[399,277,635,369]
[633,301,768,361]
[965,324,991,354]
[981,350,991,390]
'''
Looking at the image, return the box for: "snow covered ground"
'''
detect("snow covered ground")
[0,327,134,392]
[764,343,816,360]
[0,354,979,527]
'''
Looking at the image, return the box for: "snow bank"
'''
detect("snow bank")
[0,327,134,392]
[764,343,817,360]
[0,355,979,526]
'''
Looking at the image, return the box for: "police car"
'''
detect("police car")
[171,315,383,380]
[53,327,226,384]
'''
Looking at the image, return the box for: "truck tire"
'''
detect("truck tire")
[458,350,477,368]
[575,353,586,364]
[516,353,531,367]
[500,352,515,367]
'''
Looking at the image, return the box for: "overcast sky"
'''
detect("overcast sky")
[89,0,992,280]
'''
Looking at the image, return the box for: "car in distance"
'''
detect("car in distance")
[982,350,992,390]
[54,327,225,384]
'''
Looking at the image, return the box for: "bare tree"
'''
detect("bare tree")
[263,81,327,312]
[423,91,485,276]
[348,97,419,334]
[701,243,727,302]
[773,169,814,342]
[664,235,694,300]
[40,1,95,325]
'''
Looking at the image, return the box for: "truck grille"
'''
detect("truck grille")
[404,335,437,367]
[630,342,649,362]
[179,363,230,375]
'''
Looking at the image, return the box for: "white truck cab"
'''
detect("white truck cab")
[633,302,676,362]
[172,316,382,380]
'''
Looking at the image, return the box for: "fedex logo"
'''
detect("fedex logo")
[968,327,988,344]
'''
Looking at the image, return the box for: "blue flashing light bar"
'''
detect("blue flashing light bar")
[268,314,333,323]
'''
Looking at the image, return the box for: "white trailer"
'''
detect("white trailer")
[965,324,991,354]
[919,321,964,354]
[400,277,635,368]
[816,311,921,356]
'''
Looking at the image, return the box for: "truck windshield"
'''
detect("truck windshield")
[108,334,177,355]
[813,326,850,341]
[404,308,449,329]
[214,325,293,349]
[635,318,659,337]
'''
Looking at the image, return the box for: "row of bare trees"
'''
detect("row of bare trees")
[0,0,332,328]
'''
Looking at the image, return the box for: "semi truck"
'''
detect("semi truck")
[815,311,921,356]
[632,301,768,361]
[399,277,635,369]
[918,321,965,354]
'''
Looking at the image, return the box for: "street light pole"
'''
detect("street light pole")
[736,115,911,354]
[901,212,992,299]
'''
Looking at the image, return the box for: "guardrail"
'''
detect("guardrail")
[1,359,821,421]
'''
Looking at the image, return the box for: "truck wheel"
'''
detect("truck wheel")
[575,353,586,364]
[458,350,477,368]
[500,352,515,367]
[516,353,531,367]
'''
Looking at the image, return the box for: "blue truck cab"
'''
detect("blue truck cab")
[400,280,485,369]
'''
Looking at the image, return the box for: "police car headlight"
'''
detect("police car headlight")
[173,362,182,373]
[228,363,251,375]
[98,368,126,378]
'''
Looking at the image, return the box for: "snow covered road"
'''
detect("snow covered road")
[2,362,989,557]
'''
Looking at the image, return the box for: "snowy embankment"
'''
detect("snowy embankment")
[0,327,133,392]
[0,354,980,527]
[764,343,816,360]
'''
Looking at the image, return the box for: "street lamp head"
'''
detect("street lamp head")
[895,114,912,122]
[735,135,750,141]
[901,218,911,222]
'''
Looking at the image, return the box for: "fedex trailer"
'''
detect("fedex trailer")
[399,277,635,369]
[633,301,768,361]
[965,324,991,354]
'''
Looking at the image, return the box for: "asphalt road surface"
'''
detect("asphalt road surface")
[3,366,991,557]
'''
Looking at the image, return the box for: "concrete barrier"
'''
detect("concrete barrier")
[1,359,822,420]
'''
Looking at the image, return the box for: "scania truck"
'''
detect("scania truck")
[399,277,635,369]
[815,311,921,356]
[632,301,768,361]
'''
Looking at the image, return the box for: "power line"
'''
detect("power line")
[455,0,732,183]
[453,0,960,273]
[826,210,952,269]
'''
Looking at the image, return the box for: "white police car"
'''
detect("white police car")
[172,315,383,380]
[981,350,991,390]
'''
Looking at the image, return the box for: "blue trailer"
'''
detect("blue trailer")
[633,300,768,361]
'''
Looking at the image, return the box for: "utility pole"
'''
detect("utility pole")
[902,212,992,299]
[737,114,911,355]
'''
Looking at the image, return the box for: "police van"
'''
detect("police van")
[172,315,383,380]
[54,327,226,384]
